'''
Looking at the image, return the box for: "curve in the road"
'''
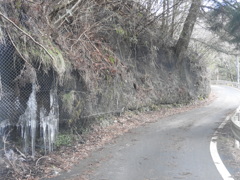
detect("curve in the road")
[210,113,235,180]
[210,86,240,180]
[48,85,240,180]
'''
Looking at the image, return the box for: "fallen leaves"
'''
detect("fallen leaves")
[1,93,215,179]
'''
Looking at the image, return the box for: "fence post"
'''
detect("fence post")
[237,54,239,85]
[235,139,240,149]
[234,113,240,149]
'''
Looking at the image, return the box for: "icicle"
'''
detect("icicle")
[14,97,21,110]
[18,83,37,156]
[18,83,59,156]
[40,87,59,153]
[0,119,10,136]
[0,74,2,100]
[40,107,48,154]
[49,88,59,151]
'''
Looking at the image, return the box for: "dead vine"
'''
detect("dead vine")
[0,12,58,71]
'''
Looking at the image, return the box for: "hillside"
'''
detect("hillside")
[0,0,210,178]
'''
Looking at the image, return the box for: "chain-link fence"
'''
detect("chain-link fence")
[0,37,59,156]
[0,39,25,136]
[0,36,125,157]
[0,0,173,158]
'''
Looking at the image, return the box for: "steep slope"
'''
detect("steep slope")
[0,0,210,155]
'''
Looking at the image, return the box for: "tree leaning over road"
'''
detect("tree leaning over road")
[175,0,202,63]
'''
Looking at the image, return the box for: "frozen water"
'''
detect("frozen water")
[0,74,2,100]
[40,107,48,154]
[14,97,21,111]
[0,119,10,136]
[5,149,16,161]
[16,83,59,156]
[40,88,59,153]
[18,83,37,156]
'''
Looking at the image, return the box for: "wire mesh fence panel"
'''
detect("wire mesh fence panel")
[0,38,125,156]
[0,40,23,132]
[0,36,60,156]
[0,1,127,157]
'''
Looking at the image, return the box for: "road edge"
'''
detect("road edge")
[210,110,238,180]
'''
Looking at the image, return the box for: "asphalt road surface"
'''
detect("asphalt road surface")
[51,85,240,180]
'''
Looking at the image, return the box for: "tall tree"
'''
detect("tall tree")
[206,0,240,45]
[162,0,166,31]
[175,0,202,63]
[170,0,177,38]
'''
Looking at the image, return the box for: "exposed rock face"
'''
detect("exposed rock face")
[58,42,210,126]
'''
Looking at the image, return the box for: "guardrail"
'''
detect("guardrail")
[211,80,239,88]
[212,80,240,148]
[231,110,240,148]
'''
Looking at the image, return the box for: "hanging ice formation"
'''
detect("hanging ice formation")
[18,84,59,156]
[0,74,7,136]
[18,83,37,156]
[0,74,15,140]
[0,74,2,100]
[0,119,10,136]
[40,88,59,154]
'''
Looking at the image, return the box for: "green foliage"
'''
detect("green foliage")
[198,95,204,101]
[67,100,83,127]
[115,26,138,44]
[115,26,126,36]
[109,56,115,64]
[47,44,66,75]
[15,0,22,9]
[19,36,67,79]
[60,92,86,135]
[207,1,240,45]
[149,104,159,111]
[228,9,240,43]
[129,35,138,44]
[55,134,73,148]
[61,91,75,113]
[209,53,237,81]
[61,91,83,128]
[137,12,143,18]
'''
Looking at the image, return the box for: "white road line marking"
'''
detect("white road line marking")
[210,114,234,180]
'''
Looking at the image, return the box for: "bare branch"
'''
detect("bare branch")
[191,37,240,56]
[53,0,88,25]
[6,30,31,66]
[0,12,57,68]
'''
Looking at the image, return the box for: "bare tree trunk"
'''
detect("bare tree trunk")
[166,0,169,31]
[170,0,177,38]
[162,0,166,32]
[175,0,202,63]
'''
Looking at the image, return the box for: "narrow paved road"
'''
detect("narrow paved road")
[51,85,240,180]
